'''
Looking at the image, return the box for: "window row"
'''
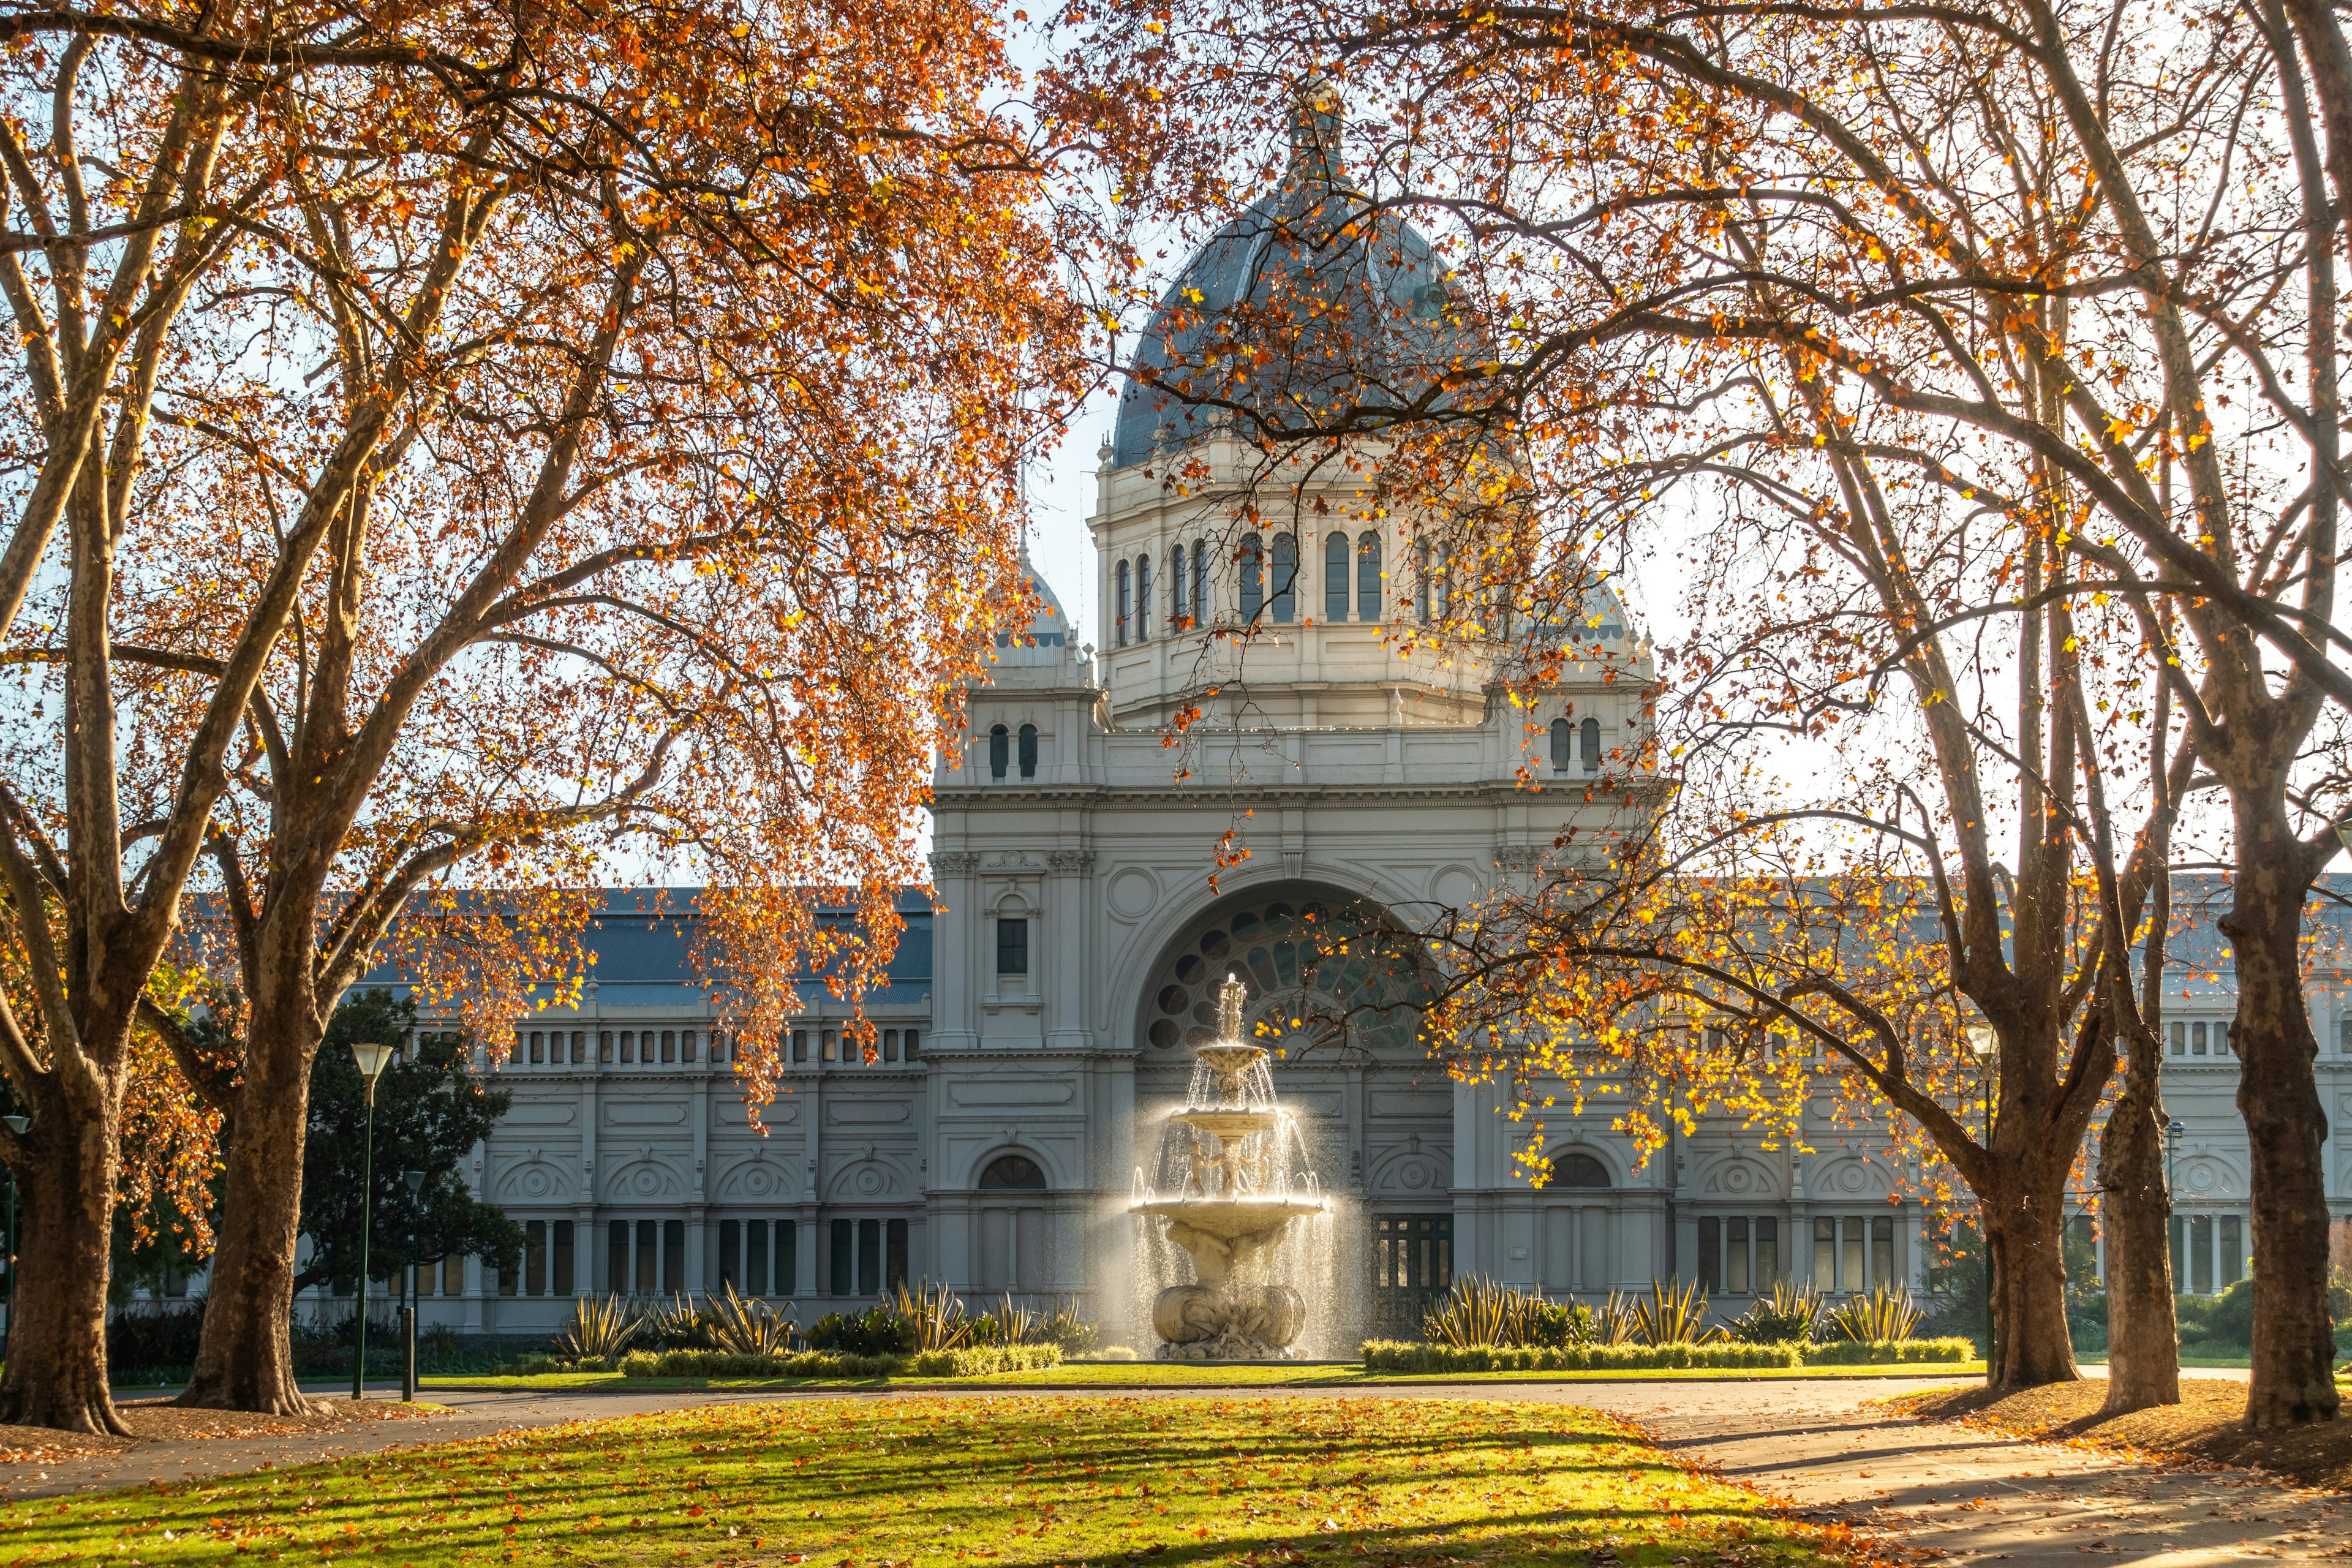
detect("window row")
[1812,1213,1898,1294]
[1547,717,1604,775]
[785,1027,920,1065]
[491,1216,915,1298]
[1694,1215,1780,1295]
[2168,1020,2234,1058]
[516,1028,728,1066]
[1113,532,1472,645]
[986,722,1038,781]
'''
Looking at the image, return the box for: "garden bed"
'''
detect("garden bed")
[1359,1337,1974,1374]
[1894,1378,2352,1493]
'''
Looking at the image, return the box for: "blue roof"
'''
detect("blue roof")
[1110,94,1481,469]
[358,888,933,1006]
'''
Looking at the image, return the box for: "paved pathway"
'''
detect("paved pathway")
[0,1372,2340,1566]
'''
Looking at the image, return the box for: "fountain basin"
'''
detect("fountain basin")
[1133,1197,1327,1238]
[1167,1108,1287,1141]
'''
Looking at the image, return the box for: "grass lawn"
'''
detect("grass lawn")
[413,1361,1985,1393]
[2,1396,1865,1568]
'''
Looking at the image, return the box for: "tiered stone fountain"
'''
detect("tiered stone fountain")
[1133,975,1330,1359]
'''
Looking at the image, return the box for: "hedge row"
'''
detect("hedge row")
[1357,1336,1974,1373]
[614,1343,1063,1379]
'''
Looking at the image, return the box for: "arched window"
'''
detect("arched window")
[1580,717,1601,773]
[1115,559,1131,647]
[988,724,1009,780]
[1238,532,1264,621]
[1357,531,1382,621]
[1193,538,1208,627]
[1324,532,1349,621]
[979,1154,1048,1189]
[1270,531,1298,622]
[1170,542,1188,628]
[1017,723,1038,780]
[1555,1153,1611,1188]
[1415,537,1432,622]
[1549,717,1572,772]
[1135,555,1152,643]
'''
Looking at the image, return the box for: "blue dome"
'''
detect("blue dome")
[1109,97,1482,469]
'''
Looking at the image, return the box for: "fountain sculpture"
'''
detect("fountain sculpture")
[1133,974,1330,1359]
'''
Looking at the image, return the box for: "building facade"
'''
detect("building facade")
[345,111,2352,1346]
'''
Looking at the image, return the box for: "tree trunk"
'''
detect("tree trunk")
[178,996,323,1413]
[2222,824,2342,1426]
[1987,1175,2081,1390]
[0,1092,129,1434]
[2097,1063,2180,1414]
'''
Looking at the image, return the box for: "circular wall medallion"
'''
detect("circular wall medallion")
[626,1166,668,1197]
[1721,1165,1754,1195]
[1429,866,1479,910]
[1836,1165,1868,1193]
[517,1166,556,1199]
[2187,1161,2217,1193]
[1107,866,1159,921]
[854,1166,888,1197]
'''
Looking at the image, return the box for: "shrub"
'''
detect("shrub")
[1801,1336,1974,1365]
[1728,1281,1823,1344]
[1360,1340,1801,1373]
[1826,1285,1923,1344]
[107,1300,208,1379]
[1423,1278,1533,1348]
[903,1344,1061,1376]
[637,1294,715,1351]
[1095,1346,1139,1362]
[806,1305,918,1356]
[621,1348,897,1379]
[1033,1299,1101,1354]
[891,1280,981,1351]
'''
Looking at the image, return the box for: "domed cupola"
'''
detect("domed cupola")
[1109,86,1481,470]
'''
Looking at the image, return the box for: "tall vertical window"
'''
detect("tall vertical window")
[887,1218,910,1289]
[1192,539,1208,626]
[527,1031,544,1065]
[1814,1216,1835,1287]
[790,1028,808,1063]
[570,1030,586,1064]
[1357,531,1382,620]
[1841,1215,1867,1291]
[1270,531,1298,622]
[1415,537,1432,622]
[1755,1218,1779,1286]
[599,1030,614,1063]
[831,1218,853,1295]
[2219,1215,2244,1287]
[552,1219,575,1295]
[778,1218,799,1294]
[525,1221,548,1295]
[1727,1216,1751,1294]
[747,1218,770,1292]
[608,1220,628,1294]
[660,1029,676,1064]
[663,1220,684,1293]
[1549,717,1572,772]
[1324,532,1350,621]
[1115,559,1131,647]
[1871,1215,1895,1289]
[1017,723,1038,779]
[883,1028,900,1062]
[1135,555,1151,641]
[1238,532,1264,621]
[2192,1021,2208,1055]
[1580,717,1601,774]
[1698,1216,1720,1292]
[1170,543,1187,627]
[821,1028,839,1063]
[635,1220,656,1294]
[988,724,1009,780]
[997,917,1030,976]
[903,1028,919,1057]
[719,1219,742,1291]
[858,1218,883,1295]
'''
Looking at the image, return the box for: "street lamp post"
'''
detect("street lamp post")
[402,1170,424,1403]
[1,1114,25,1342]
[1964,1025,1998,1378]
[349,1041,396,1402]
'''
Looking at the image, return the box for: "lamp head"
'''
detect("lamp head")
[350,1041,396,1083]
[1963,1023,1997,1060]
[1,1115,26,1136]
[403,1169,425,1196]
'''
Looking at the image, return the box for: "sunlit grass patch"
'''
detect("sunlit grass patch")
[10,1397,1863,1567]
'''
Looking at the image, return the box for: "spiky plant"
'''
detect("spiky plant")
[1591,1290,1642,1346]
[554,1294,641,1360]
[1035,1297,1100,1354]
[1730,1279,1825,1343]
[1423,1277,1538,1347]
[1633,1278,1722,1345]
[988,1293,1039,1346]
[1827,1284,1923,1343]
[705,1281,798,1356]
[639,1292,714,1350]
[892,1280,979,1352]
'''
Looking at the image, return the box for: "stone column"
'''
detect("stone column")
[1047,849,1094,1051]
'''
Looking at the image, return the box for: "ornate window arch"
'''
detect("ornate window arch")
[979,1153,1047,1189]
